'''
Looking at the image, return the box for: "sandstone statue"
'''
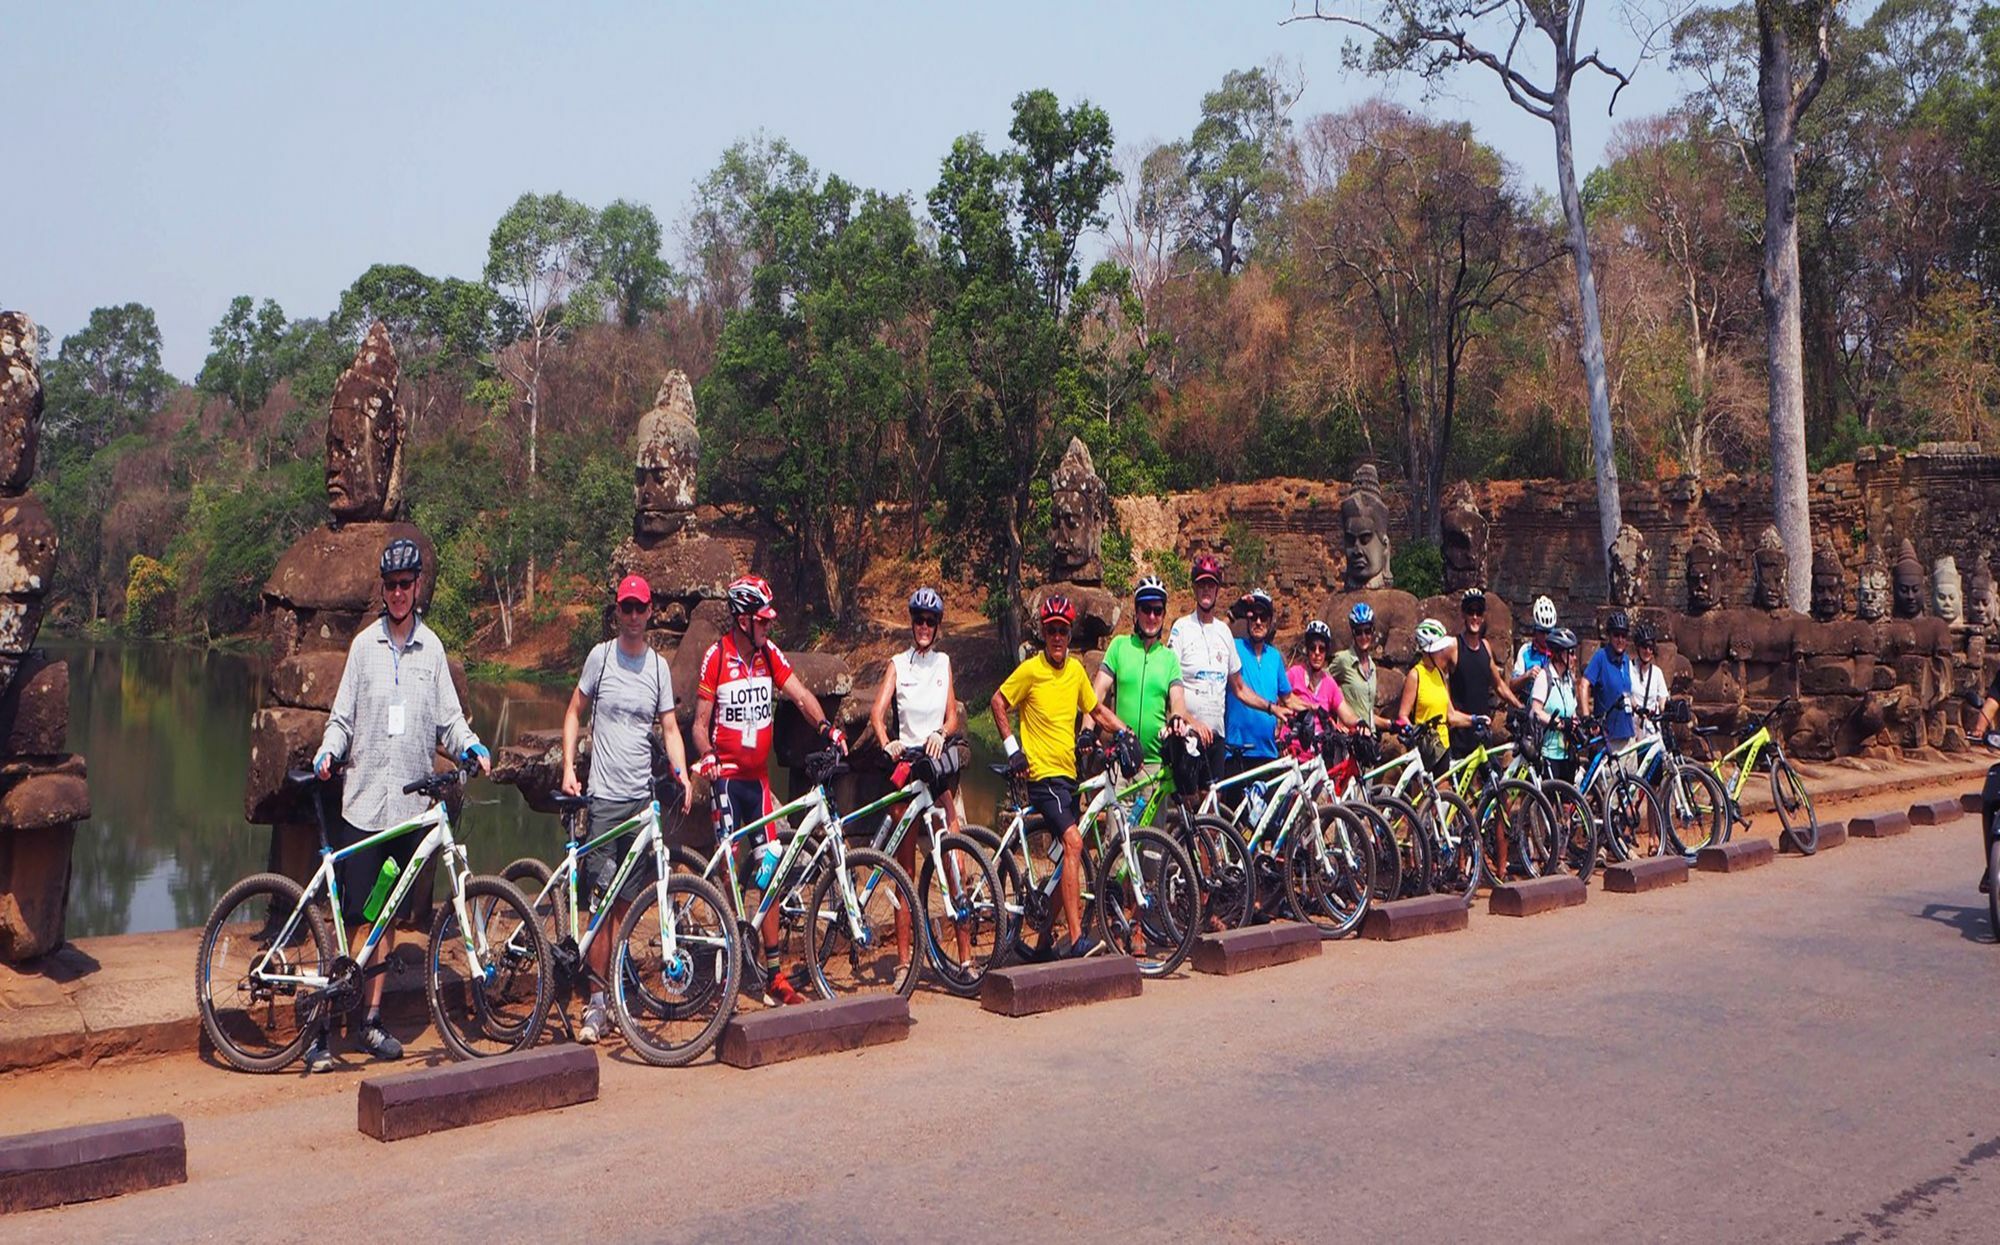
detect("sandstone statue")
[0,310,91,961]
[1341,463,1393,591]
[1752,525,1789,611]
[325,321,405,524]
[1684,522,1724,616]
[1439,483,1487,593]
[1970,560,1996,631]
[1933,555,1964,625]
[1892,539,1926,619]
[634,370,700,539]
[1048,436,1109,585]
[1809,537,1846,622]
[1856,549,1890,622]
[1606,523,1650,608]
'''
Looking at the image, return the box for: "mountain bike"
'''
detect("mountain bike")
[1354,717,1482,902]
[1573,718,1671,862]
[197,762,553,1072]
[1498,711,1599,881]
[1314,727,1407,902]
[1688,697,1818,855]
[1432,717,1557,889]
[498,786,739,1067]
[1626,699,1729,854]
[676,749,924,1001]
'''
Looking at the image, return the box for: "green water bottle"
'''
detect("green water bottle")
[361,857,401,923]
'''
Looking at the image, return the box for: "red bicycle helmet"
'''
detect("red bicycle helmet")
[1191,554,1223,585]
[1039,594,1077,627]
[727,575,777,620]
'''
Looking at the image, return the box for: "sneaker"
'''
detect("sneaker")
[577,1004,608,1045]
[765,969,806,1007]
[303,1036,334,1073]
[1068,936,1099,960]
[358,1022,404,1061]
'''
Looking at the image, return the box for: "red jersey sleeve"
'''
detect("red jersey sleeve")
[696,640,724,701]
[764,641,795,687]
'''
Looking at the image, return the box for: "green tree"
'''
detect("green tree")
[40,303,171,455]
[596,199,675,328]
[1153,65,1301,274]
[930,89,1117,656]
[683,134,814,319]
[196,295,288,420]
[484,191,602,479]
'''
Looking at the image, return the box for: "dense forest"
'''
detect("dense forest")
[21,1,2000,661]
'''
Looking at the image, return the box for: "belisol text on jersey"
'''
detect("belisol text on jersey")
[717,681,773,722]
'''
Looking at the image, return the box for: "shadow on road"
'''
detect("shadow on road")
[1913,900,1996,945]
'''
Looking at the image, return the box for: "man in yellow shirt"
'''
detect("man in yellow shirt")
[991,595,1133,958]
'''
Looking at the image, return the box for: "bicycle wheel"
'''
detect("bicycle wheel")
[804,848,923,999]
[1013,818,1079,961]
[1290,804,1373,937]
[1603,773,1669,860]
[1988,834,2000,944]
[1540,779,1599,882]
[1424,788,1482,903]
[500,856,569,949]
[1368,793,1433,897]
[1476,781,1555,889]
[1094,827,1200,976]
[916,832,1006,998]
[1342,800,1401,903]
[197,873,338,1073]
[1770,755,1818,855]
[1180,811,1255,931]
[428,876,553,1060]
[1661,764,1727,854]
[611,874,740,1066]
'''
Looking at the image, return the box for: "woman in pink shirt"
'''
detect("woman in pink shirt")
[1289,620,1361,726]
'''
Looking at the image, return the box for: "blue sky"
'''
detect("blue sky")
[7,1,1683,379]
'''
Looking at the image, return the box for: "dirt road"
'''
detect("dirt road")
[5,777,1997,1243]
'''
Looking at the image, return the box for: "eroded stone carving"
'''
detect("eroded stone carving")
[634,371,700,539]
[1341,463,1393,591]
[1970,560,1996,630]
[1751,525,1788,611]
[1685,521,1723,616]
[1933,555,1964,624]
[1893,539,1926,619]
[1440,483,1487,593]
[1606,523,1650,608]
[325,321,405,524]
[1049,436,1108,585]
[1857,548,1890,622]
[1809,537,1846,622]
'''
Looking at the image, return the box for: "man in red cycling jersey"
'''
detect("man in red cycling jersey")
[691,575,844,1005]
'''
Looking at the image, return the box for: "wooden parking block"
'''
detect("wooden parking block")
[0,1115,186,1214]
[981,956,1142,1017]
[1360,893,1468,941]
[1909,798,1964,827]
[1602,856,1690,893]
[1488,875,1587,917]
[1695,838,1774,873]
[1962,791,1984,816]
[1781,820,1845,853]
[1191,922,1323,975]
[358,1045,597,1142]
[1848,811,1911,838]
[718,995,912,1068]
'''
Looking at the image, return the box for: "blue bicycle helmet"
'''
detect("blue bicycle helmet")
[379,538,423,578]
[1348,601,1376,628]
[1133,575,1168,607]
[908,586,944,617]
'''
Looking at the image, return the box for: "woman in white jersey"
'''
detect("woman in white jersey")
[870,587,963,970]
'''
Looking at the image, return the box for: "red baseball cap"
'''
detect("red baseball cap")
[615,574,652,605]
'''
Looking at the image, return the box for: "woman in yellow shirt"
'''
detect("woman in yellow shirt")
[1397,618,1478,756]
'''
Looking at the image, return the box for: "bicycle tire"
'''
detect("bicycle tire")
[916,832,1006,997]
[1340,799,1401,903]
[804,847,923,999]
[197,873,338,1073]
[1988,834,2000,944]
[1367,792,1433,897]
[1475,780,1555,889]
[1603,772,1670,861]
[1425,788,1482,903]
[610,873,740,1066]
[1094,826,1200,976]
[1290,804,1373,937]
[500,856,568,950]
[1661,764,1727,854]
[1181,811,1256,931]
[1014,816,1081,961]
[1770,755,1818,855]
[428,876,553,1060]
[1540,779,1599,882]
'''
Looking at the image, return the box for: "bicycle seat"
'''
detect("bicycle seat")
[1690,725,1722,736]
[1223,743,1253,759]
[988,762,1021,776]
[551,793,589,811]
[284,768,319,787]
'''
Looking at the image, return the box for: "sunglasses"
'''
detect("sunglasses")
[618,599,650,615]
[1137,604,1165,616]
[383,577,418,593]
[1463,607,1486,617]
[1352,626,1375,637]
[1043,623,1072,636]
[911,612,941,627]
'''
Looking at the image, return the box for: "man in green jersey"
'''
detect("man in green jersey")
[1093,576,1190,811]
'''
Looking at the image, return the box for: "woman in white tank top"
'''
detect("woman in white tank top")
[869,588,963,825]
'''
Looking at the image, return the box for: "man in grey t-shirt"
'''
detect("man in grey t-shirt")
[561,573,690,1042]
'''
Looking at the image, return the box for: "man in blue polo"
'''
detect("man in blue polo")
[1224,589,1298,782]
[1584,609,1637,760]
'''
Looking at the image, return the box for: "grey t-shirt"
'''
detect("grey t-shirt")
[579,641,675,803]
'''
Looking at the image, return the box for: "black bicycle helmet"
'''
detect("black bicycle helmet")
[1632,621,1658,648]
[379,538,423,578]
[1302,618,1334,646]
[1604,609,1630,635]
[1548,626,1579,652]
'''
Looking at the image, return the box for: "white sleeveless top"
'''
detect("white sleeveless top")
[891,648,951,749]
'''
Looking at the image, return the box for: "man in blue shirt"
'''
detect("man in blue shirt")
[1584,609,1636,753]
[1224,590,1299,775]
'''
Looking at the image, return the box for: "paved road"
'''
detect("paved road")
[6,780,1999,1243]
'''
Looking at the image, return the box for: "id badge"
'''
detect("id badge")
[386,703,407,737]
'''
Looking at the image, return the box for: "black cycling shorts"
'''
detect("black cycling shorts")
[333,819,422,928]
[713,776,777,872]
[582,795,655,908]
[1026,776,1081,833]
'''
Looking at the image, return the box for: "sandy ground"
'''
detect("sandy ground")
[3,774,1998,1243]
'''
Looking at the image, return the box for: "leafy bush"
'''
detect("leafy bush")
[1149,547,1191,591]
[1101,525,1134,596]
[1393,539,1443,600]
[124,554,177,635]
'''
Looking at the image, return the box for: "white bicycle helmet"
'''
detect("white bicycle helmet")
[1531,595,1557,632]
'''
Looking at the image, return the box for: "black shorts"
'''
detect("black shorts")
[712,776,777,869]
[1026,777,1081,833]
[333,819,422,928]
[582,796,655,908]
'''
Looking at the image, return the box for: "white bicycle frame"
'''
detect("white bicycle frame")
[992,761,1159,919]
[521,798,711,977]
[692,781,876,947]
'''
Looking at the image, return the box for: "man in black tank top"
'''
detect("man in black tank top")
[1449,589,1520,760]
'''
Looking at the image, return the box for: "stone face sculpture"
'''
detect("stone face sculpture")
[1970,561,1996,630]
[1933,555,1964,624]
[1752,525,1788,611]
[324,321,405,523]
[1439,484,1487,593]
[634,371,700,539]
[1048,436,1109,584]
[1340,463,1393,591]
[1809,538,1846,622]
[1606,523,1650,608]
[0,313,41,496]
[1893,539,1926,619]
[1685,522,1724,616]
[1856,549,1890,622]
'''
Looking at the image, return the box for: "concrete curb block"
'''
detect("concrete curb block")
[1488,875,1587,917]
[0,1114,186,1214]
[718,995,911,1068]
[358,1045,598,1142]
[1909,798,1964,826]
[1603,856,1690,893]
[1849,811,1911,838]
[1962,792,1984,815]
[981,956,1142,1017]
[1781,821,1846,853]
[1695,839,1774,873]
[1191,922,1323,975]
[1360,894,1470,940]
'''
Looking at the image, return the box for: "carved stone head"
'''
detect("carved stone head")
[1685,522,1723,616]
[325,321,404,523]
[1049,436,1109,584]
[0,311,42,495]
[634,371,701,539]
[1893,539,1925,619]
[1809,537,1846,622]
[1856,550,1890,622]
[1439,483,1487,593]
[1752,525,1788,611]
[1969,561,1996,629]
[1340,463,1393,591]
[1606,523,1650,608]
[1933,555,1964,624]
